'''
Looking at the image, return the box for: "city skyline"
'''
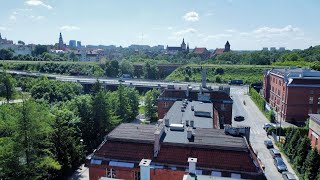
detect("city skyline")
[1,0,320,50]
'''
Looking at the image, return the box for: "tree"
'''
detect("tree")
[0,73,16,103]
[293,136,311,173]
[144,61,158,79]
[116,84,130,122]
[69,52,78,62]
[51,109,85,177]
[32,45,48,56]
[145,89,160,120]
[120,60,134,76]
[125,87,139,121]
[0,49,14,60]
[15,100,60,179]
[287,130,301,160]
[105,60,119,77]
[303,148,320,180]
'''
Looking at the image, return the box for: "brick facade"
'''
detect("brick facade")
[308,114,320,151]
[263,68,320,123]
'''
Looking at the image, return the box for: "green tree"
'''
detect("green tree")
[15,100,60,179]
[120,60,134,76]
[0,73,16,103]
[116,84,130,122]
[51,109,85,177]
[69,52,78,62]
[0,49,14,60]
[287,130,301,160]
[303,148,320,180]
[145,89,160,120]
[106,60,119,77]
[125,87,139,121]
[144,61,158,79]
[32,45,48,56]
[293,136,311,173]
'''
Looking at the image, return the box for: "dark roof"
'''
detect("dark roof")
[167,46,182,51]
[309,114,320,125]
[107,123,157,143]
[163,128,248,151]
[163,101,213,128]
[269,68,320,79]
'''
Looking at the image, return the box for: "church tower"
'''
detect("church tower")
[224,41,230,52]
[181,38,186,50]
[58,32,64,50]
[187,43,190,53]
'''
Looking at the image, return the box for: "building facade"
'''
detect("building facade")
[166,39,189,55]
[87,123,265,180]
[263,67,320,123]
[69,40,77,48]
[308,114,320,151]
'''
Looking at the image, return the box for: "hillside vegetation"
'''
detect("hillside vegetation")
[166,64,273,84]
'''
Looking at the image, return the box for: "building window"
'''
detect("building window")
[106,168,116,178]
[221,104,225,110]
[318,97,320,105]
[309,96,314,104]
[134,171,140,180]
[164,102,168,108]
[279,80,282,86]
[272,86,274,92]
[317,105,320,114]
[310,90,314,95]
[309,106,313,114]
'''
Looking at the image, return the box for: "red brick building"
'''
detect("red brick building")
[193,48,210,60]
[157,85,232,129]
[87,123,266,180]
[308,114,320,151]
[263,67,320,123]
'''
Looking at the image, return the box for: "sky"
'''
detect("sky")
[0,0,320,50]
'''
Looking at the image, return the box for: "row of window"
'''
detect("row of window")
[271,76,282,86]
[309,96,320,105]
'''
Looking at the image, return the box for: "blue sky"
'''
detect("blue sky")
[0,0,320,50]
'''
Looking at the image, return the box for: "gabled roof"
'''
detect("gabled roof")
[193,48,207,54]
[214,48,225,56]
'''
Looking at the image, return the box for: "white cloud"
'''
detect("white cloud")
[183,11,199,22]
[226,29,236,33]
[60,25,80,32]
[0,26,8,31]
[29,15,45,21]
[25,0,52,9]
[9,15,17,21]
[253,25,300,34]
[174,28,197,36]
[167,27,173,31]
[207,33,232,39]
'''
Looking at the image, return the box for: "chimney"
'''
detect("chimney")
[157,119,163,126]
[139,159,151,180]
[190,120,194,128]
[154,126,164,157]
[187,127,193,139]
[201,68,207,88]
[165,119,170,126]
[188,157,197,174]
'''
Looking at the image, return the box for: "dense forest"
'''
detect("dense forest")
[0,73,161,179]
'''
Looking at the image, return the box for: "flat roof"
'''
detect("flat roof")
[163,101,213,128]
[269,68,320,79]
[163,127,248,151]
[309,114,320,125]
[107,123,248,151]
[107,123,157,143]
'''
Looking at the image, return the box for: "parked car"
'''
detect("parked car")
[262,123,276,130]
[274,157,288,173]
[270,148,281,158]
[234,116,245,122]
[264,140,274,149]
[228,80,243,85]
[282,171,296,180]
[118,79,125,82]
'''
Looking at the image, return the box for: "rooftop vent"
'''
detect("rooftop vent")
[194,111,211,118]
[165,119,170,126]
[191,106,194,111]
[170,123,184,131]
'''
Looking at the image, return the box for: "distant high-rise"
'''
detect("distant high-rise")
[270,47,276,51]
[279,47,286,51]
[77,41,82,48]
[58,32,65,50]
[69,40,76,48]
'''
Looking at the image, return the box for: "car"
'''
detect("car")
[262,123,276,130]
[118,79,125,82]
[264,140,274,149]
[274,157,288,173]
[234,116,245,122]
[282,171,296,180]
[270,148,281,158]
[228,80,243,85]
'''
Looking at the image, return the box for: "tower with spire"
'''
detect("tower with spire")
[224,41,230,52]
[181,38,186,51]
[187,43,190,53]
[58,32,65,50]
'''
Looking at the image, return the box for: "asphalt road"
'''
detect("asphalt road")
[230,86,298,180]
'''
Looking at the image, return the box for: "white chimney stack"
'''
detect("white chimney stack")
[188,157,197,174]
[139,159,151,180]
